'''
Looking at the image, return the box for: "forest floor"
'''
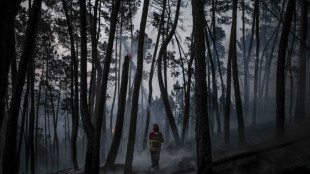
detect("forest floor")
[62,118,310,174]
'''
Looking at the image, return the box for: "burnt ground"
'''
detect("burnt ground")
[61,118,310,174]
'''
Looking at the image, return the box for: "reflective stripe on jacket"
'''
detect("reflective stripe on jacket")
[149,131,164,151]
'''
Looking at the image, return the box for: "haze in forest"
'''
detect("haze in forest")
[0,0,309,174]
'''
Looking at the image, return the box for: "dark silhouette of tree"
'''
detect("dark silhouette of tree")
[123,0,149,172]
[2,0,42,173]
[92,0,121,172]
[79,0,95,173]
[276,0,295,136]
[294,0,307,122]
[224,29,232,144]
[0,0,21,129]
[231,0,246,146]
[105,55,130,167]
[157,0,182,147]
[252,0,259,125]
[193,0,213,172]
[61,0,80,170]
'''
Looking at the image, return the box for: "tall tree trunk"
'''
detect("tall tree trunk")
[142,0,166,149]
[92,0,121,172]
[294,0,307,122]
[157,0,182,147]
[224,38,232,144]
[79,0,95,173]
[123,0,149,172]
[231,0,246,146]
[28,56,35,174]
[35,62,44,172]
[109,32,119,140]
[0,0,21,129]
[105,55,130,167]
[276,0,295,137]
[192,0,213,173]
[252,0,259,125]
[61,0,80,170]
[2,0,42,173]
[17,72,30,174]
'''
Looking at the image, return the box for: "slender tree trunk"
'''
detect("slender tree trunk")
[2,0,42,173]
[61,0,80,170]
[123,0,149,172]
[109,31,119,140]
[105,55,130,167]
[91,0,121,172]
[294,0,307,122]
[231,0,246,146]
[79,0,95,173]
[224,38,232,144]
[157,0,182,147]
[252,0,259,125]
[28,56,35,174]
[17,72,30,174]
[276,0,295,137]
[192,0,213,173]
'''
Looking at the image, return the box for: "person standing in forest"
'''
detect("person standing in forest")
[149,124,164,169]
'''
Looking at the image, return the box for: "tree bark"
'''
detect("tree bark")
[192,0,213,173]
[276,0,295,137]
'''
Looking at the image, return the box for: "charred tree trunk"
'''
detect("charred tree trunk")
[294,0,307,122]
[192,0,213,173]
[2,0,42,173]
[123,0,149,172]
[105,55,130,167]
[276,0,295,137]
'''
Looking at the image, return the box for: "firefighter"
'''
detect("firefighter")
[149,124,164,169]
